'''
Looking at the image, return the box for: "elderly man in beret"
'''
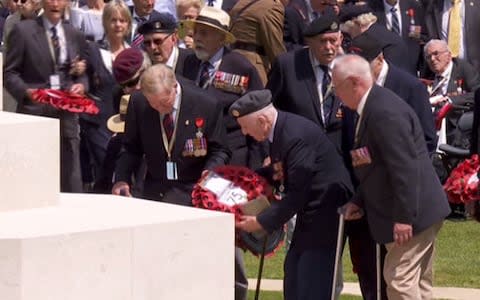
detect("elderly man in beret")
[137,13,192,73]
[267,12,345,151]
[231,89,353,300]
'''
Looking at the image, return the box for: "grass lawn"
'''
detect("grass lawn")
[247,290,362,300]
[245,219,480,288]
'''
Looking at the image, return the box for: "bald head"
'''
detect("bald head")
[332,54,373,110]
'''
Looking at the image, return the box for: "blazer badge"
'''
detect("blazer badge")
[183,117,208,157]
[213,71,249,94]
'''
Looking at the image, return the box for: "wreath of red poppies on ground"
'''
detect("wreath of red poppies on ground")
[444,154,480,204]
[192,165,284,256]
[31,89,99,114]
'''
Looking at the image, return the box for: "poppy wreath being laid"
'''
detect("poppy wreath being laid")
[192,165,285,257]
[31,89,99,114]
[444,154,480,204]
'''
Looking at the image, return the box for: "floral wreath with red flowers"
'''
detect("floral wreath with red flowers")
[444,154,480,204]
[31,89,99,114]
[192,165,284,257]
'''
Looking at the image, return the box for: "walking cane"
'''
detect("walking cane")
[254,235,269,300]
[376,243,381,300]
[331,211,345,300]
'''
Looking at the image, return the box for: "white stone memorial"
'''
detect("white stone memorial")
[0,110,234,299]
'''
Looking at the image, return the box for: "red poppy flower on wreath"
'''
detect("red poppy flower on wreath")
[31,89,99,115]
[444,154,480,204]
[192,165,284,257]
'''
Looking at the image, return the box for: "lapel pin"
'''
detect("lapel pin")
[185,120,190,126]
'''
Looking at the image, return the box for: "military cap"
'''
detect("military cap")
[303,11,340,37]
[338,4,373,23]
[113,48,144,84]
[138,13,177,35]
[229,90,272,118]
[348,32,383,62]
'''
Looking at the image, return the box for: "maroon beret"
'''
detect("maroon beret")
[113,48,144,84]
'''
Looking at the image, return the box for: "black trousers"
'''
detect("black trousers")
[60,136,82,193]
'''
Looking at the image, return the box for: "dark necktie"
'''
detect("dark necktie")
[50,26,60,64]
[163,113,174,142]
[207,0,215,6]
[132,17,147,48]
[432,75,445,96]
[198,62,211,88]
[390,7,400,35]
[319,65,333,125]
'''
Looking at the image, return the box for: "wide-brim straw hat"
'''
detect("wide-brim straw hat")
[107,94,131,133]
[181,6,236,44]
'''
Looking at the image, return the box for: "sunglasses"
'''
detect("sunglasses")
[121,75,141,88]
[142,33,173,47]
[13,0,28,3]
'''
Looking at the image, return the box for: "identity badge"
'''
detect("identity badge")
[49,74,61,90]
[166,161,178,180]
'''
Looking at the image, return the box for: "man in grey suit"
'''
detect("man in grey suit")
[333,54,450,300]
[4,0,89,192]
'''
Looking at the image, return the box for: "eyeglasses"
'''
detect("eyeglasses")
[142,33,174,47]
[121,75,141,88]
[426,50,448,60]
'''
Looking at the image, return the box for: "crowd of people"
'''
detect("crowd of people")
[1,0,479,299]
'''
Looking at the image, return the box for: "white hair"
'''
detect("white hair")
[333,54,373,83]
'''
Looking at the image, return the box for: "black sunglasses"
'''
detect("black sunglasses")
[121,75,141,88]
[142,33,173,47]
[13,0,28,3]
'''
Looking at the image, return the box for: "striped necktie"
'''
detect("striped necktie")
[390,7,400,35]
[51,26,60,64]
[132,16,147,48]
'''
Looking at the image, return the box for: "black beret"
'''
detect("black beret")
[338,4,373,23]
[229,90,272,118]
[348,32,383,62]
[303,12,340,37]
[138,13,177,35]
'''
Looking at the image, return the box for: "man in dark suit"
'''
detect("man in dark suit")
[349,32,437,153]
[267,13,345,151]
[424,39,480,147]
[231,89,353,300]
[339,3,415,74]
[334,54,450,300]
[181,6,265,168]
[128,0,164,46]
[4,0,89,193]
[112,64,231,205]
[424,0,480,70]
[367,0,428,73]
[137,13,192,73]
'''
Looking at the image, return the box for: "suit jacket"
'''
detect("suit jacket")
[115,78,231,205]
[425,0,480,70]
[445,58,480,105]
[368,0,427,72]
[353,85,450,244]
[267,48,344,151]
[229,0,286,83]
[257,111,353,249]
[182,47,265,167]
[127,8,163,43]
[384,63,437,152]
[283,1,308,51]
[4,17,89,138]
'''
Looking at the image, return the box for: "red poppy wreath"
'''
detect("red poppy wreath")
[444,154,480,204]
[192,165,285,257]
[31,89,99,114]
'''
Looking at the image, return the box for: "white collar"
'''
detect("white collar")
[268,109,278,143]
[356,86,372,117]
[376,61,389,86]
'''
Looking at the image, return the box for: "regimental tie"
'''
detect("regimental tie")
[50,26,60,64]
[163,113,174,142]
[131,16,147,48]
[390,6,400,35]
[319,65,333,125]
[448,0,461,57]
[198,61,212,89]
